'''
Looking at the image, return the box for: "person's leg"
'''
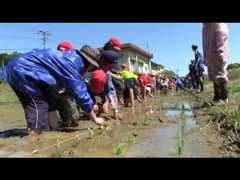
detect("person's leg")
[129,88,135,107]
[12,88,50,136]
[213,82,220,102]
[199,75,204,92]
[102,99,109,113]
[48,111,60,130]
[154,86,157,97]
[220,82,228,103]
[191,76,195,89]
[123,88,129,107]
[47,97,60,130]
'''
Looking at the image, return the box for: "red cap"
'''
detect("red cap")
[121,63,128,69]
[109,38,121,51]
[89,69,107,94]
[57,41,74,51]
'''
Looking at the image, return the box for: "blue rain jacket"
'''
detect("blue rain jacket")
[2,49,93,113]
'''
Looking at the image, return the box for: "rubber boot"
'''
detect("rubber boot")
[213,82,220,102]
[220,83,228,104]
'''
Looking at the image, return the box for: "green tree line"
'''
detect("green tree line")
[0,51,22,69]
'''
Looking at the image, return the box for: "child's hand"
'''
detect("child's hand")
[93,104,99,113]
[115,112,123,121]
[93,117,106,126]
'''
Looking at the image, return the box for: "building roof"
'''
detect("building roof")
[121,43,153,59]
[151,61,164,69]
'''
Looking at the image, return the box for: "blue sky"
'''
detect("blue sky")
[0,23,239,75]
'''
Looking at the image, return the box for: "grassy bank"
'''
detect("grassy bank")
[194,67,240,153]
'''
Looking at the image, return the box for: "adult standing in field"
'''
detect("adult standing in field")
[2,46,115,136]
[191,44,205,92]
[188,60,197,90]
[202,23,229,104]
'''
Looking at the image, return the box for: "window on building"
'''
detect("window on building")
[130,58,138,72]
[138,62,144,73]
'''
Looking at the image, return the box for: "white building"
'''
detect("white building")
[119,43,153,74]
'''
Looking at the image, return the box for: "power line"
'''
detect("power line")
[37,30,51,49]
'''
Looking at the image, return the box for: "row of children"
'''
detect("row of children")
[1,37,177,136]
[0,38,176,136]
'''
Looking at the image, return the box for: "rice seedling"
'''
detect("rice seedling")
[176,103,187,156]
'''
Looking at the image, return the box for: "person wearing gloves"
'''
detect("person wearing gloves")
[202,23,229,104]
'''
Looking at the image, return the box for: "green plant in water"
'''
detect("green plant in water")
[51,150,65,158]
[142,118,151,126]
[114,143,125,156]
[176,103,187,156]
[72,139,80,148]
[176,128,184,156]
[127,136,136,145]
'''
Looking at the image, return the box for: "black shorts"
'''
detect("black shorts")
[125,78,136,89]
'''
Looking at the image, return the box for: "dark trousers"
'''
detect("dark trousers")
[13,88,51,131]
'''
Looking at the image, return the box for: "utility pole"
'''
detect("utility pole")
[146,42,150,52]
[37,30,51,49]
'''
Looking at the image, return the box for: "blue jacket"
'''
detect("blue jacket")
[195,51,205,72]
[3,49,93,113]
[175,78,183,87]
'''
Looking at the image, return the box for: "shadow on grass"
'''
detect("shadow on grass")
[0,128,28,138]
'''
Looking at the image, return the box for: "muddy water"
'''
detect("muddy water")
[125,101,213,157]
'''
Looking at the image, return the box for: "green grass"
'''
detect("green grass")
[127,136,136,145]
[176,103,187,156]
[228,67,240,81]
[142,118,151,126]
[0,84,18,103]
[114,143,126,156]
[228,84,240,94]
[51,150,65,158]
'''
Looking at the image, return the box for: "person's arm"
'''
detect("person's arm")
[66,79,104,125]
[132,72,138,80]
[111,72,123,80]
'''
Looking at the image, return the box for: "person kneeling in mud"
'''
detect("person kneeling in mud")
[88,69,123,120]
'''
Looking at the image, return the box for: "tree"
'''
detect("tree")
[162,69,176,78]
[0,51,22,69]
[227,63,240,70]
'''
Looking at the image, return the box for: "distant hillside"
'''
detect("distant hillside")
[228,64,240,81]
[227,63,240,71]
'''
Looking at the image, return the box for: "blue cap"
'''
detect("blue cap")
[101,50,120,64]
